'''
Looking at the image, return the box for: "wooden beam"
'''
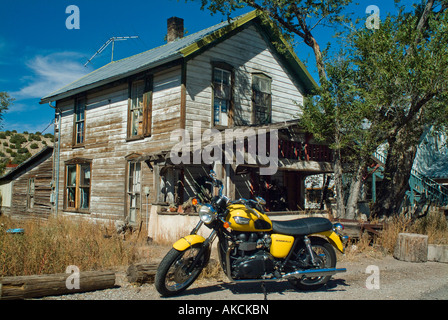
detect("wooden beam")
[0,270,116,300]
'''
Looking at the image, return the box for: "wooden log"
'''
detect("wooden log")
[126,263,158,284]
[0,270,116,300]
[393,233,428,263]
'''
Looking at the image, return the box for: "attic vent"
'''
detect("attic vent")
[167,17,184,43]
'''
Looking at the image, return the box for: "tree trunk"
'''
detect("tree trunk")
[393,233,428,262]
[372,125,422,217]
[333,148,346,218]
[0,270,116,300]
[345,163,366,220]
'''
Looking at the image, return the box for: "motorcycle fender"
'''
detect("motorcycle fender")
[173,235,206,251]
[317,231,345,253]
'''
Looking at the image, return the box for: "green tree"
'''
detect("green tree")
[0,92,13,128]
[193,0,353,216]
[354,1,448,217]
[304,1,448,217]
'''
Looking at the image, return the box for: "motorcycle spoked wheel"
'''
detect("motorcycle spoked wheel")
[287,236,337,291]
[155,244,208,297]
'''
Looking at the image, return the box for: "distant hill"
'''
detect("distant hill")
[0,131,54,175]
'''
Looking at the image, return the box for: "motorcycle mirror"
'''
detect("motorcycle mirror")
[255,196,266,205]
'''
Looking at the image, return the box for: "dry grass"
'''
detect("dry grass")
[0,215,146,277]
[375,210,448,254]
[343,210,448,259]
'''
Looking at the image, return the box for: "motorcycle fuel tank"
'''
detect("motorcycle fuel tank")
[226,204,273,232]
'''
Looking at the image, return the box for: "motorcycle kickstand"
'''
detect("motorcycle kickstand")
[261,282,268,301]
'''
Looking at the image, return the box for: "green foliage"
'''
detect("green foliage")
[28,133,41,142]
[9,134,27,145]
[0,92,13,127]
[12,152,31,165]
[17,147,29,154]
[0,130,54,167]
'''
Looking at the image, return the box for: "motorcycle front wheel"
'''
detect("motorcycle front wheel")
[155,244,208,297]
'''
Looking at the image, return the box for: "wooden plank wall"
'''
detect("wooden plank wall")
[185,25,305,132]
[10,154,53,219]
[56,66,183,223]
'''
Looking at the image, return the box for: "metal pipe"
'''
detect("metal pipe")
[225,267,346,284]
[49,102,62,217]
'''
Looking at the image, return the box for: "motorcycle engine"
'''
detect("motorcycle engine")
[231,232,275,279]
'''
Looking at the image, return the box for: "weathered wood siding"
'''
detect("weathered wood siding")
[56,66,182,222]
[9,154,53,219]
[185,24,305,131]
[54,24,308,224]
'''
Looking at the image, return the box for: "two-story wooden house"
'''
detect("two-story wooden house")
[39,11,334,241]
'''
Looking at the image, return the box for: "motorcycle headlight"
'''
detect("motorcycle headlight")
[198,204,217,224]
[333,223,344,234]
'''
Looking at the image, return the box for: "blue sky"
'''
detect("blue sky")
[0,0,419,133]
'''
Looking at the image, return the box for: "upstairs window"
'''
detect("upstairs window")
[212,65,232,127]
[128,75,153,139]
[74,97,86,146]
[252,74,272,125]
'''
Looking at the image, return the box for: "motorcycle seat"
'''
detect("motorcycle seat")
[271,217,332,236]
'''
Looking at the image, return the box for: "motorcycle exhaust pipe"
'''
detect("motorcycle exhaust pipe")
[283,267,346,280]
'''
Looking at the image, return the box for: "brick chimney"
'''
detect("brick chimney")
[167,17,184,43]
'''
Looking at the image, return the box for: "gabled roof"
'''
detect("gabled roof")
[40,10,317,104]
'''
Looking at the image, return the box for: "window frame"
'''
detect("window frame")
[27,177,35,210]
[211,62,234,128]
[252,73,272,125]
[127,74,153,140]
[73,96,86,147]
[126,160,142,224]
[63,158,92,213]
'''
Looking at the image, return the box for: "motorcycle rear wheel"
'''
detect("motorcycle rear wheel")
[155,245,207,297]
[288,236,337,291]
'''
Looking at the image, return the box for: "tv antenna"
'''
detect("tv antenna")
[84,36,139,67]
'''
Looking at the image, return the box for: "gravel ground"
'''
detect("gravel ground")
[40,253,448,301]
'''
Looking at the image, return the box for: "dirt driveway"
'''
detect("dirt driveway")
[46,254,448,301]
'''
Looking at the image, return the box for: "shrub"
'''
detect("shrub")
[0,132,6,139]
[30,143,39,149]
[18,147,29,154]
[9,134,27,145]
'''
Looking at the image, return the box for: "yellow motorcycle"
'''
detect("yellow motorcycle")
[155,171,348,297]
